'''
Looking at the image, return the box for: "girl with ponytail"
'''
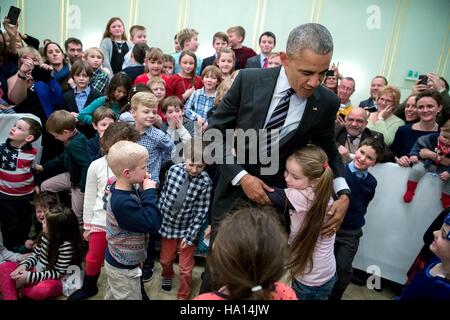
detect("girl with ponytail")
[267,145,336,300]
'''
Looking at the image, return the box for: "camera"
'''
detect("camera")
[31,66,52,82]
[325,69,335,77]
[418,74,428,85]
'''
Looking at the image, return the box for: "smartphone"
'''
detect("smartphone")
[325,69,334,77]
[418,74,428,85]
[7,6,21,26]
[31,66,52,82]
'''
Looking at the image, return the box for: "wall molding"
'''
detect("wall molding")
[435,23,449,75]
[310,0,323,23]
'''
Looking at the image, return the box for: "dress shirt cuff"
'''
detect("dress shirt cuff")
[333,177,350,195]
[231,170,249,186]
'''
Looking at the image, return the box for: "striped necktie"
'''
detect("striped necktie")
[264,88,296,155]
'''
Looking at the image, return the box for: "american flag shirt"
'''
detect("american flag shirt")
[158,163,212,246]
[0,139,37,196]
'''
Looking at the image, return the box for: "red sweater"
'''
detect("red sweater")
[0,140,37,197]
[233,46,257,70]
[133,73,169,86]
[166,74,203,102]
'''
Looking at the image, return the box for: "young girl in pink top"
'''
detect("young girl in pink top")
[268,145,336,300]
[166,50,203,103]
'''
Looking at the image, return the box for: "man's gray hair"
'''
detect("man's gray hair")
[286,23,333,56]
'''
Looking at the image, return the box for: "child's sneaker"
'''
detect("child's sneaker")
[142,262,154,282]
[161,278,172,291]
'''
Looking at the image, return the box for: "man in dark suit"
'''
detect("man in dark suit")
[335,107,390,163]
[358,75,388,112]
[200,23,351,293]
[245,31,276,69]
[207,22,350,237]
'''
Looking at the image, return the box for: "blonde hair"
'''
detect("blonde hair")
[215,78,235,107]
[147,77,165,90]
[18,47,44,65]
[227,26,246,41]
[130,92,158,110]
[83,47,104,61]
[377,85,401,106]
[107,141,148,177]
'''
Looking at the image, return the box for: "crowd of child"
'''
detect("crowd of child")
[0,15,449,301]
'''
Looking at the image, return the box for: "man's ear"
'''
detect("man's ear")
[280,52,288,67]
[25,134,34,143]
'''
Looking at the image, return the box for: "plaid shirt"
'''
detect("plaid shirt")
[138,126,174,184]
[91,69,109,94]
[184,88,216,121]
[159,163,212,246]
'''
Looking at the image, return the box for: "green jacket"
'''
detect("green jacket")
[43,131,90,192]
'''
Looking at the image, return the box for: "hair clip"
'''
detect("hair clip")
[251,285,263,292]
[323,162,329,169]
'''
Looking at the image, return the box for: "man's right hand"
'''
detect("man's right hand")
[240,174,274,205]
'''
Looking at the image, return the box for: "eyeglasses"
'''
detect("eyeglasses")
[378,97,394,104]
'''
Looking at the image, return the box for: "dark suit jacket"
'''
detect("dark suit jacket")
[245,55,262,69]
[208,66,343,224]
[200,55,216,74]
[63,86,102,139]
[335,125,394,163]
[359,97,377,112]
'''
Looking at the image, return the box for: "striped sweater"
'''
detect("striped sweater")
[0,140,37,196]
[18,235,74,284]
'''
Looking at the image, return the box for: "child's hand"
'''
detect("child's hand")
[182,87,195,101]
[24,239,34,249]
[175,115,184,129]
[204,225,211,240]
[70,112,79,120]
[180,238,191,249]
[18,253,31,262]
[83,230,91,241]
[10,265,27,278]
[419,148,435,160]
[167,116,176,129]
[409,156,419,164]
[67,77,76,89]
[33,164,44,172]
[440,172,450,181]
[14,271,28,286]
[143,173,157,190]
[338,145,349,158]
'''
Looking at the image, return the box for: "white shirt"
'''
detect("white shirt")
[232,67,349,194]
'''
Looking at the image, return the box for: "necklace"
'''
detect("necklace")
[114,41,124,54]
[414,122,438,131]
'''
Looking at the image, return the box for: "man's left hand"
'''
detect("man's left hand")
[321,194,349,236]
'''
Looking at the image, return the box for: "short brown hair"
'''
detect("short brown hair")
[46,110,76,134]
[227,26,246,41]
[145,47,164,62]
[70,60,93,78]
[176,28,199,49]
[162,96,184,114]
[20,117,42,142]
[31,191,59,208]
[100,122,140,155]
[213,32,229,44]
[147,77,165,90]
[415,89,443,107]
[131,91,158,110]
[92,106,117,125]
[440,119,450,134]
[201,65,222,81]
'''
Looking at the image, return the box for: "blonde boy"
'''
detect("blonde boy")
[227,25,257,70]
[84,47,109,93]
[131,92,175,185]
[104,140,160,300]
[122,25,147,69]
[172,28,202,75]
